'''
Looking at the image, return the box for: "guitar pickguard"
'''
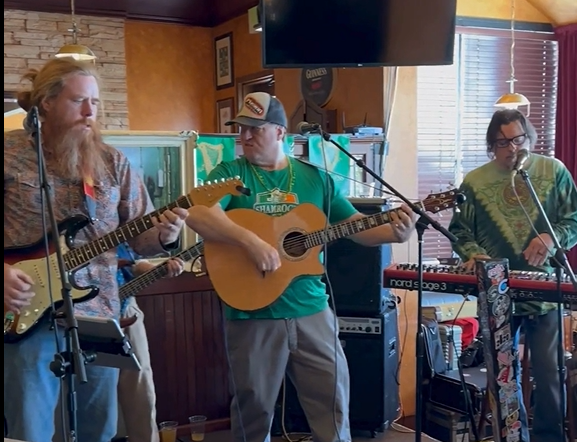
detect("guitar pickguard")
[6,235,93,336]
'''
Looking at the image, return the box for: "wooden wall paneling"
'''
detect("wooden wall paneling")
[137,276,231,426]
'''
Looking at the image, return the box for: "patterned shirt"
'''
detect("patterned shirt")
[4,129,162,319]
[448,154,577,316]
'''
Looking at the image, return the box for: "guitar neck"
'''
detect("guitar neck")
[64,195,193,270]
[119,241,205,302]
[304,207,402,248]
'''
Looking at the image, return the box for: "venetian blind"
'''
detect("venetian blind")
[417,27,558,260]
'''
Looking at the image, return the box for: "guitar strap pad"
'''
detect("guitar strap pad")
[83,176,97,223]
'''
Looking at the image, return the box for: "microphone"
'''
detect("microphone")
[513,149,530,173]
[296,121,321,135]
[23,106,40,136]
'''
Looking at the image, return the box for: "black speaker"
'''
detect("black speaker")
[339,306,400,434]
[324,198,393,316]
[271,307,400,437]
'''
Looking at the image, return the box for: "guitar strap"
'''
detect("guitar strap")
[83,175,97,223]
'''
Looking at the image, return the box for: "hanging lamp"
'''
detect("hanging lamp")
[55,0,96,61]
[494,0,530,114]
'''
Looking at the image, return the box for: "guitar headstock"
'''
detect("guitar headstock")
[422,189,466,214]
[188,177,251,207]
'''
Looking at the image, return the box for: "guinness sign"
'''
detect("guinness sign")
[300,67,336,108]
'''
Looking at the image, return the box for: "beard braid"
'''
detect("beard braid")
[45,120,111,182]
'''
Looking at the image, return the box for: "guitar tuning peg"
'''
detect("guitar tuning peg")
[206,180,212,185]
[198,180,204,186]
[220,178,226,182]
[234,175,240,180]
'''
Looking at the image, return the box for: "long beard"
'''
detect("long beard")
[44,120,111,182]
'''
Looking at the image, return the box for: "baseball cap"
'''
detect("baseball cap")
[226,92,288,128]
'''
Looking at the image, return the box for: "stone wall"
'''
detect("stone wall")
[4,10,128,130]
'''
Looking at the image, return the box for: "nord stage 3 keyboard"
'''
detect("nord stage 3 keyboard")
[383,263,577,305]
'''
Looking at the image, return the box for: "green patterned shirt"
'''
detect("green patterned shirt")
[448,154,577,316]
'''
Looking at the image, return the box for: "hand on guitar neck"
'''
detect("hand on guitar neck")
[4,263,35,314]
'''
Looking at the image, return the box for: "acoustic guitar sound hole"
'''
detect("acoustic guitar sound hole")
[282,231,307,258]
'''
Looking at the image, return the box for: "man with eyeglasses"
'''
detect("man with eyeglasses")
[448,109,577,442]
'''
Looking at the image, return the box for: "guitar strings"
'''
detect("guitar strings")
[280,211,396,253]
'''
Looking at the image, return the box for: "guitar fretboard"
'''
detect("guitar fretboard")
[64,195,193,271]
[303,208,400,248]
[119,241,205,301]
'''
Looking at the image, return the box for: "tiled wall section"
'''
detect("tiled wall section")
[4,9,127,130]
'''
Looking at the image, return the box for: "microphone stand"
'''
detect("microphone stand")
[518,168,577,439]
[315,129,461,442]
[29,107,88,442]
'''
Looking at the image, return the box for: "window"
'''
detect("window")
[417,26,558,260]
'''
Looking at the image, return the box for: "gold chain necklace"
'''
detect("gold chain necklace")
[248,157,296,194]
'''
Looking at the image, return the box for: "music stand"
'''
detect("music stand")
[74,316,141,371]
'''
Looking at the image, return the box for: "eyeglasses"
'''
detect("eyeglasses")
[493,134,527,149]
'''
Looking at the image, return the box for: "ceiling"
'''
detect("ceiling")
[3,0,259,27]
[526,0,577,26]
[4,0,575,28]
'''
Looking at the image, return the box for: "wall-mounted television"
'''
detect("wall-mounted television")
[261,0,457,68]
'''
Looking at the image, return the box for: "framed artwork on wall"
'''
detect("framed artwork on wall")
[214,32,234,90]
[102,130,199,252]
[216,98,234,133]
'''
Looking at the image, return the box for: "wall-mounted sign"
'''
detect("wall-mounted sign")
[299,67,337,108]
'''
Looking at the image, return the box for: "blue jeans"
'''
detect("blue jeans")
[513,310,565,442]
[4,320,119,442]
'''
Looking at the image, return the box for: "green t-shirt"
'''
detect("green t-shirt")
[206,156,358,320]
[448,154,577,316]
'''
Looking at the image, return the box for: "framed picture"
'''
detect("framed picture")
[214,32,234,90]
[216,98,234,133]
[102,130,199,253]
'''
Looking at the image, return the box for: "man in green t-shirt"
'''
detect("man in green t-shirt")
[449,109,577,442]
[185,92,417,442]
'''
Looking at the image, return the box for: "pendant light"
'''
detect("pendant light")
[494,0,530,114]
[55,0,96,62]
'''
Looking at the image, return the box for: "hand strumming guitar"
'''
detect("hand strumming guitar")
[4,263,35,314]
[245,236,281,274]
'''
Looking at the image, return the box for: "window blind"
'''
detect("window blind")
[417,27,558,260]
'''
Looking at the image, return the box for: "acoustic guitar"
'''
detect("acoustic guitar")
[4,178,248,342]
[204,190,464,311]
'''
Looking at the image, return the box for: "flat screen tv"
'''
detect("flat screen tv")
[261,0,457,68]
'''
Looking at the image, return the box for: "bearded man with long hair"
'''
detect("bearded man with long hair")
[4,58,189,442]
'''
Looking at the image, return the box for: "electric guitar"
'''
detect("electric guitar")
[4,178,248,342]
[204,190,464,311]
[118,241,205,328]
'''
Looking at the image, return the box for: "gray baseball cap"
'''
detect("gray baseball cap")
[226,92,288,128]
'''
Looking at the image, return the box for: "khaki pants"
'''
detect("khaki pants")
[226,307,351,442]
[118,297,159,442]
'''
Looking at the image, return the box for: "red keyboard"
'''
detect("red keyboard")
[383,263,577,305]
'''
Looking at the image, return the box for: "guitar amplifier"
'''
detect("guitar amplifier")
[324,198,393,316]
